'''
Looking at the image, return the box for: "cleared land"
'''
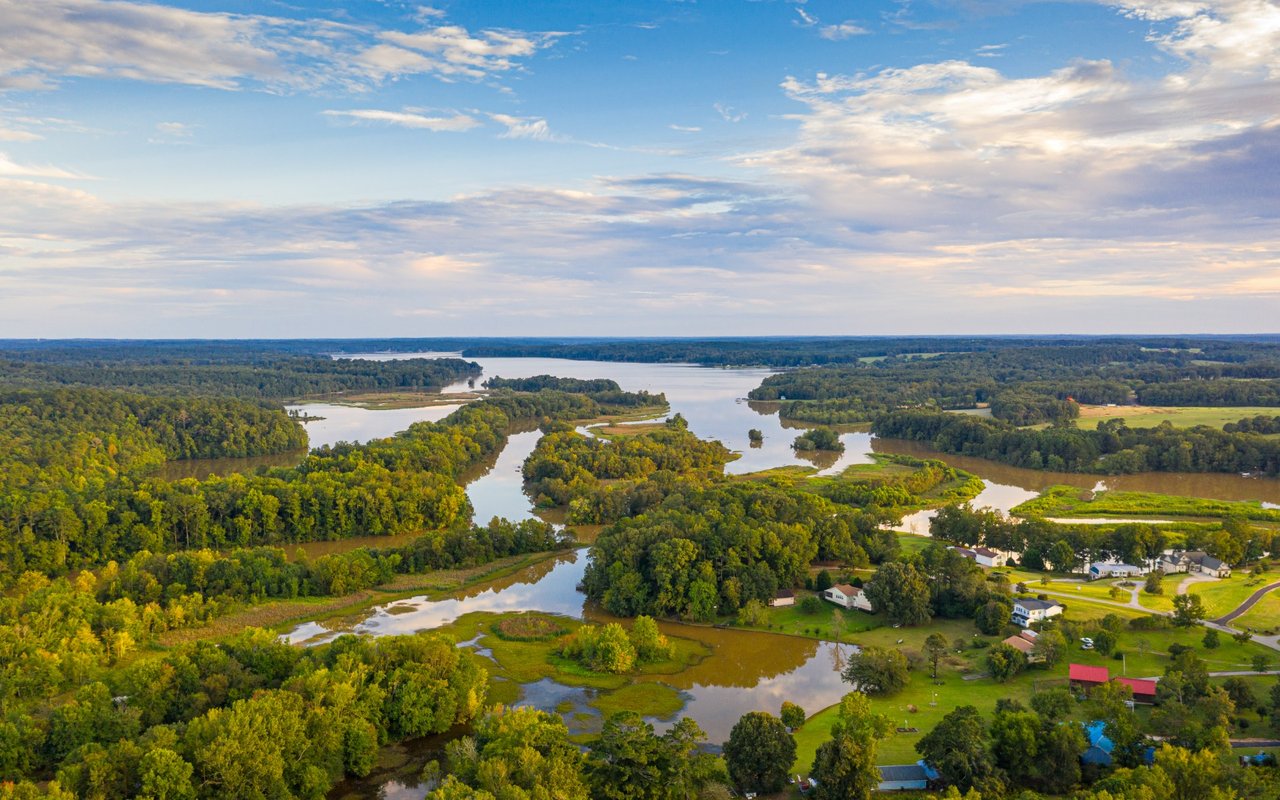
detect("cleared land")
[1014,485,1280,523]
[1074,404,1280,430]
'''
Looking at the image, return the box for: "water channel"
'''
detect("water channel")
[263,353,1280,798]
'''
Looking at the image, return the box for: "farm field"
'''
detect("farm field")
[1073,405,1280,429]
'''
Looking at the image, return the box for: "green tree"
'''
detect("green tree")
[1030,688,1074,722]
[1145,570,1165,594]
[437,706,588,800]
[810,693,893,800]
[924,633,948,681]
[841,646,910,696]
[587,713,718,800]
[985,643,1026,683]
[780,702,806,731]
[1031,628,1068,667]
[722,712,795,794]
[629,616,672,663]
[137,749,195,800]
[1092,629,1117,656]
[1202,629,1220,649]
[1253,654,1272,674]
[915,706,997,793]
[973,600,1011,635]
[989,709,1040,785]
[864,562,932,626]
[1172,593,1206,627]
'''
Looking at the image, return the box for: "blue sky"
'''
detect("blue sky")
[1,0,1277,336]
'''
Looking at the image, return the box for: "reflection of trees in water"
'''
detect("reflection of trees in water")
[643,624,828,690]
[830,642,847,674]
[450,551,578,601]
[793,447,841,471]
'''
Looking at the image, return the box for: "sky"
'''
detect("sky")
[0,0,1278,337]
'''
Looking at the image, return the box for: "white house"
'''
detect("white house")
[1161,550,1232,578]
[1011,598,1063,628]
[770,589,795,608]
[1088,562,1144,581]
[949,546,1008,568]
[824,583,874,612]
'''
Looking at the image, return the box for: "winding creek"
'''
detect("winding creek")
[251,354,1280,799]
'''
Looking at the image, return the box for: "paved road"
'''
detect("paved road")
[1215,580,1280,625]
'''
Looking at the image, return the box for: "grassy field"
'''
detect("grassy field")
[744,591,884,639]
[1234,588,1280,633]
[1135,572,1187,612]
[1013,485,1280,523]
[1073,405,1280,429]
[1191,573,1277,618]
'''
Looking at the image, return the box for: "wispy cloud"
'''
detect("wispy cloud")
[323,108,480,132]
[669,124,702,133]
[490,113,556,140]
[820,22,869,40]
[714,102,747,123]
[0,0,560,92]
[0,151,86,178]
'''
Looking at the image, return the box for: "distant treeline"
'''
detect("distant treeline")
[484,374,666,408]
[0,346,480,400]
[750,343,1280,425]
[873,410,1280,475]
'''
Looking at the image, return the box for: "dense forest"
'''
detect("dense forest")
[873,410,1280,475]
[523,417,734,524]
[0,627,490,799]
[751,343,1280,425]
[0,345,481,401]
[0,388,652,582]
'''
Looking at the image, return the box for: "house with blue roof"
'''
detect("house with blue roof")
[877,760,940,791]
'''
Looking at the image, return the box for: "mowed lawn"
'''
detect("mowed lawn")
[1073,405,1280,429]
[1234,588,1280,633]
[1189,574,1278,618]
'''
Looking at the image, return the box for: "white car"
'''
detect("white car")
[1081,637,1094,650]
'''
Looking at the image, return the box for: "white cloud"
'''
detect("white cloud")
[490,113,556,140]
[357,26,561,83]
[819,22,869,40]
[669,124,702,132]
[0,0,558,92]
[742,0,1280,244]
[0,151,85,178]
[714,103,747,122]
[794,8,818,26]
[323,108,480,131]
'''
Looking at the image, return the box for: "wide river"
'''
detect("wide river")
[271,354,1280,799]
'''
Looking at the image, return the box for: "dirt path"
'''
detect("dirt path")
[1176,573,1219,596]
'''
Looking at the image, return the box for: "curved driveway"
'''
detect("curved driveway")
[1215,580,1280,626]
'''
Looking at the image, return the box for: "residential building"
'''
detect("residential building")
[877,761,939,791]
[823,583,874,612]
[1011,598,1063,627]
[1115,677,1158,704]
[1088,562,1145,581]
[949,546,1008,568]
[1068,663,1111,691]
[770,589,795,607]
[1001,630,1044,662]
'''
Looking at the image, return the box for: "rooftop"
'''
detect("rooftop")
[1069,663,1110,684]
